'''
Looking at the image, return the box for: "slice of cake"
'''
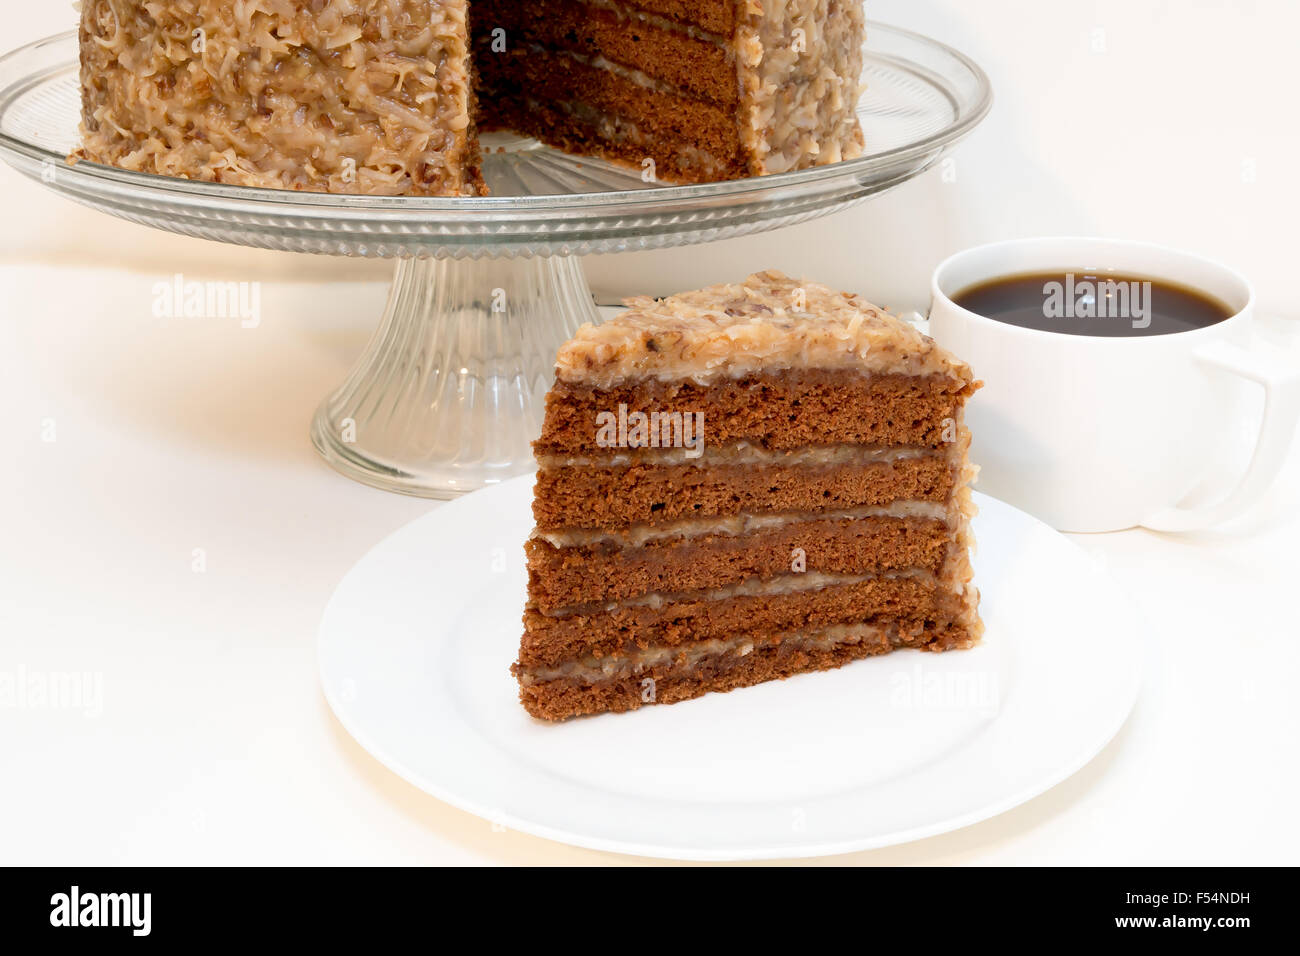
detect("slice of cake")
[76,1,865,194]
[514,270,982,720]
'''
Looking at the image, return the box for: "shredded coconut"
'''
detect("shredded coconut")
[555,270,976,387]
[736,0,866,175]
[77,0,484,195]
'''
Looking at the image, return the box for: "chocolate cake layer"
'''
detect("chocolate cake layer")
[476,47,746,181]
[517,620,967,720]
[472,0,738,107]
[526,514,952,611]
[621,0,737,35]
[519,575,966,668]
[533,456,956,531]
[535,372,975,456]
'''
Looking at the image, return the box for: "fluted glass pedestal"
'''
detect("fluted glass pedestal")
[310,257,598,497]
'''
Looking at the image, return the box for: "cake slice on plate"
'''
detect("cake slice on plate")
[514,270,983,720]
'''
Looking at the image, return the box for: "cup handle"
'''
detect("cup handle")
[1142,338,1300,532]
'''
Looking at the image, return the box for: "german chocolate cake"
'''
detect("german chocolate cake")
[515,270,983,720]
[77,1,867,195]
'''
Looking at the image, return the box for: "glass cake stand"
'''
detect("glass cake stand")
[0,22,991,498]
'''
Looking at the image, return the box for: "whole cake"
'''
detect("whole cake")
[77,1,866,195]
[515,270,983,720]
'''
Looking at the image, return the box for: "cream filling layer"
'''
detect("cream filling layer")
[514,48,738,179]
[530,98,734,178]
[523,42,681,97]
[536,442,940,469]
[543,568,938,618]
[519,620,925,685]
[533,499,952,549]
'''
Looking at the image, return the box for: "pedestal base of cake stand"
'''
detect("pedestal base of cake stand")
[310,256,599,498]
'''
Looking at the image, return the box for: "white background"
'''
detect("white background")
[2,1,1298,864]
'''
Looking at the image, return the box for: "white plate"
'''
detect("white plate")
[319,477,1142,860]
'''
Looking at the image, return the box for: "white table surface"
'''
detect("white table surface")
[1,263,1297,866]
[3,0,1299,865]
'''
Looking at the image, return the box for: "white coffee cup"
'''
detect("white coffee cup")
[927,237,1300,533]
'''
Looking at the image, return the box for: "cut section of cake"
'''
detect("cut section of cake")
[514,270,983,720]
[76,1,866,194]
[473,0,867,183]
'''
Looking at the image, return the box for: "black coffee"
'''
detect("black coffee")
[952,271,1234,337]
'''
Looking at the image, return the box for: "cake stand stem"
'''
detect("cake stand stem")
[310,256,599,498]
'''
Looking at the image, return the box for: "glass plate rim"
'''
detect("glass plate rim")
[0,19,992,216]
